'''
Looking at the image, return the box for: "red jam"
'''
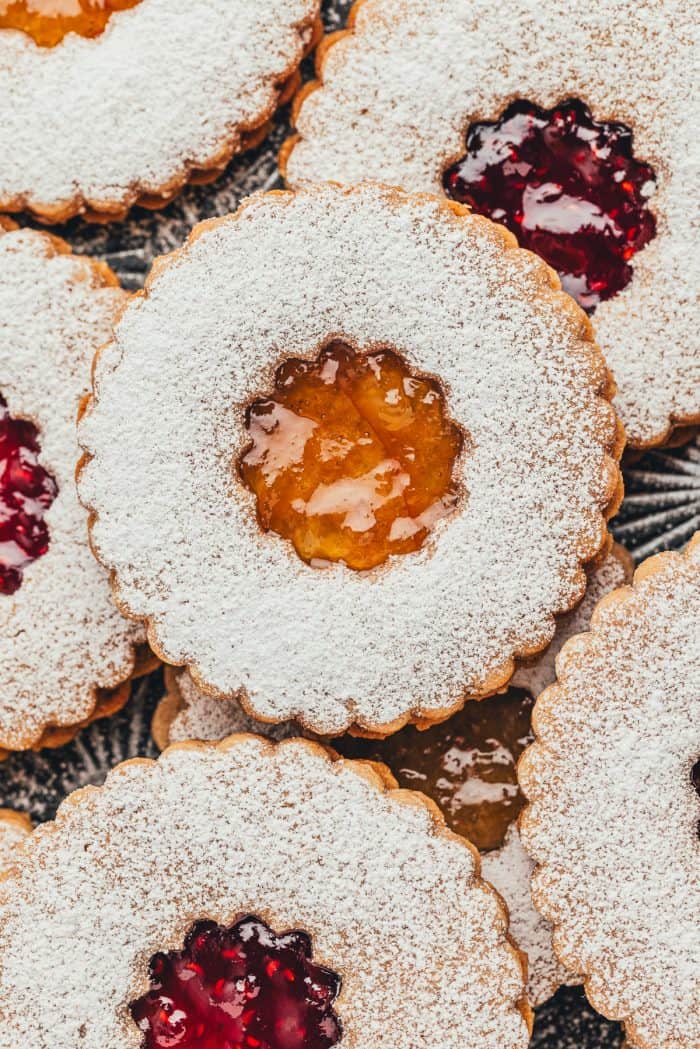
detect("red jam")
[693,759,700,839]
[0,0,142,48]
[0,396,57,595]
[239,341,463,571]
[444,98,657,311]
[335,689,534,852]
[131,916,342,1049]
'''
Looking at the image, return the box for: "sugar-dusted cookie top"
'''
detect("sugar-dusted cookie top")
[0,226,144,752]
[284,0,700,448]
[0,736,532,1047]
[520,534,700,1048]
[0,0,320,222]
[78,182,622,736]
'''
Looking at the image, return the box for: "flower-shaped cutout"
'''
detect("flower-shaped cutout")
[240,340,464,571]
[132,915,342,1049]
[444,99,656,312]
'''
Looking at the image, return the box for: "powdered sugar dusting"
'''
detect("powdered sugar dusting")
[520,537,700,1048]
[0,228,143,750]
[0,812,31,873]
[160,548,631,748]
[286,0,700,447]
[0,738,530,1048]
[513,545,631,699]
[167,670,300,745]
[78,183,618,735]
[482,824,576,1008]
[0,0,319,218]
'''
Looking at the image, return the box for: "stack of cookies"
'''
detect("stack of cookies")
[0,3,696,1048]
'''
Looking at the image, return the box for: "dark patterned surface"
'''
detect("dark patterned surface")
[5,2,695,1044]
[613,440,700,560]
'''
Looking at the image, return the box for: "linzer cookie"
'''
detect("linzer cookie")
[153,546,632,1008]
[0,0,321,222]
[0,224,147,754]
[520,535,700,1049]
[0,736,532,1047]
[78,182,623,737]
[283,0,700,448]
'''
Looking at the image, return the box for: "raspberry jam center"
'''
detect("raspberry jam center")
[692,758,700,840]
[131,916,342,1049]
[239,341,463,571]
[0,396,57,595]
[335,689,534,852]
[0,0,141,47]
[444,98,657,311]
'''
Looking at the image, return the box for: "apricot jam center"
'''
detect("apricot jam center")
[335,689,534,852]
[0,0,141,47]
[240,342,463,571]
[131,916,342,1049]
[0,395,58,596]
[444,98,656,312]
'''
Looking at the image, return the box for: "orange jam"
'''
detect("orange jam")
[0,0,141,47]
[335,689,535,852]
[239,342,463,571]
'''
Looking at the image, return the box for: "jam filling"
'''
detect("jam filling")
[693,759,700,840]
[239,341,463,571]
[335,689,534,852]
[0,0,141,47]
[131,916,342,1049]
[444,98,656,311]
[0,396,57,595]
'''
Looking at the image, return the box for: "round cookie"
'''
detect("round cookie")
[282,0,700,448]
[0,736,532,1047]
[0,224,147,753]
[520,534,700,1048]
[77,182,622,737]
[152,545,632,1008]
[0,0,321,222]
